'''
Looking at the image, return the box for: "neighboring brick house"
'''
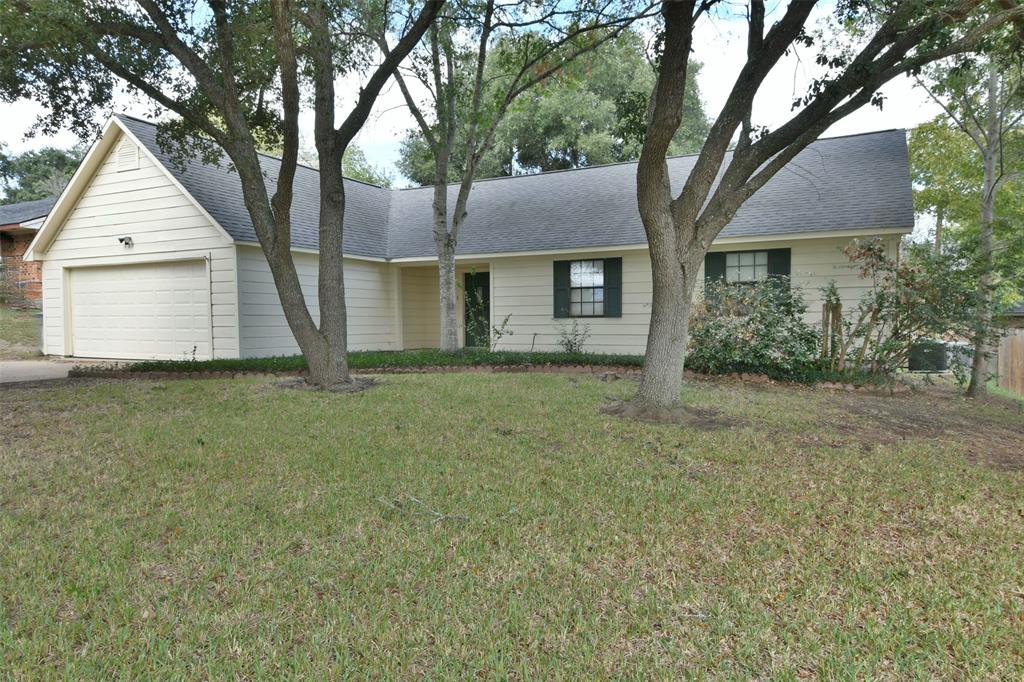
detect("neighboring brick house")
[1,197,57,305]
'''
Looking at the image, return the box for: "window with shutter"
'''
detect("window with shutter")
[705,249,790,284]
[553,257,622,318]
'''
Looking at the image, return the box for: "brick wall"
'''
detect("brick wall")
[0,231,42,304]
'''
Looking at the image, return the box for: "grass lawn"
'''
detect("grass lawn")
[0,306,42,360]
[1,373,1022,678]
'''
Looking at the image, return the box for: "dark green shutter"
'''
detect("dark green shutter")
[767,248,791,287]
[603,257,622,318]
[704,252,726,283]
[553,260,570,318]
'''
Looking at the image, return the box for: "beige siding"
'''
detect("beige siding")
[37,133,239,358]
[398,263,489,349]
[489,235,900,355]
[236,245,396,357]
[400,266,440,349]
[704,234,902,324]
[491,249,652,353]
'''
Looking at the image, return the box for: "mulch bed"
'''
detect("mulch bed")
[68,363,643,380]
[65,363,914,395]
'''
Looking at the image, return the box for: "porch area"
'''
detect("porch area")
[397,262,491,349]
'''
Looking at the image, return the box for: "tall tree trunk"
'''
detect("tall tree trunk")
[431,148,460,351]
[934,205,944,254]
[312,140,351,386]
[966,64,999,398]
[436,233,459,350]
[634,237,698,408]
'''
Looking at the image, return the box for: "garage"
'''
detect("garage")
[69,260,212,360]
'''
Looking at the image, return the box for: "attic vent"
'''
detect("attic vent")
[116,139,139,171]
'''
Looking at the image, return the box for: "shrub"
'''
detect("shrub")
[106,348,647,375]
[820,239,993,377]
[686,278,820,378]
[556,320,591,354]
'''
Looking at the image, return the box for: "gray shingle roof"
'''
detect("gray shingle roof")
[118,115,913,260]
[119,116,392,258]
[0,196,57,227]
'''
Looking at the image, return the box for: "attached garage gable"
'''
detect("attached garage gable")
[31,121,240,359]
[69,260,212,360]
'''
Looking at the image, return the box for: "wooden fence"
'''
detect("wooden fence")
[996,327,1024,396]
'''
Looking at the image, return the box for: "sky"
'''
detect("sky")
[1,3,943,195]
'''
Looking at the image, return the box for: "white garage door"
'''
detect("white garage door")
[69,260,212,360]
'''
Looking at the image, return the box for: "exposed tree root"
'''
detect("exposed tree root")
[275,376,379,393]
[600,401,733,429]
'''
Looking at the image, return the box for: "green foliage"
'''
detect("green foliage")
[555,320,591,354]
[108,348,646,375]
[342,145,393,188]
[909,48,1024,312]
[0,1,404,169]
[686,279,821,379]
[397,30,710,184]
[829,239,994,376]
[97,346,880,386]
[910,119,1023,307]
[0,145,85,202]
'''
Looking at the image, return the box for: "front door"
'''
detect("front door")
[464,271,490,348]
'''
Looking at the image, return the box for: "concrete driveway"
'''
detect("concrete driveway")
[0,360,73,384]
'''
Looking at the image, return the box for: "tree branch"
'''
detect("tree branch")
[336,1,444,149]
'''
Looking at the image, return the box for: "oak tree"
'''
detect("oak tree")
[623,0,1024,418]
[0,0,442,386]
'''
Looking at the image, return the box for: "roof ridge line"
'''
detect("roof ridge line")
[114,113,903,193]
[397,128,908,190]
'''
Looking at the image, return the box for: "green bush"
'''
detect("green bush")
[113,348,645,374]
[686,278,821,380]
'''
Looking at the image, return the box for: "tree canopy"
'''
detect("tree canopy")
[397,29,708,185]
[623,0,1024,414]
[911,117,1023,309]
[0,145,85,203]
[0,0,442,386]
[343,145,393,188]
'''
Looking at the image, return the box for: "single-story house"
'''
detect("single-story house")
[1,196,57,304]
[24,115,912,361]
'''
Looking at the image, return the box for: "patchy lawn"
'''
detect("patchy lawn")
[0,306,42,359]
[1,374,1022,678]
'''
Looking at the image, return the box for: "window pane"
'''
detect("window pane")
[740,265,755,281]
[571,289,582,303]
[594,287,604,302]
[755,251,767,266]
[726,253,737,267]
[570,302,582,316]
[594,301,604,316]
[571,260,604,287]
[582,288,593,303]
[740,252,754,266]
[726,267,740,283]
[755,264,768,280]
[582,302,593,316]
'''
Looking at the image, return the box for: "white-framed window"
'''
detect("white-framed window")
[725,251,768,283]
[569,259,604,317]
